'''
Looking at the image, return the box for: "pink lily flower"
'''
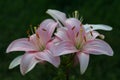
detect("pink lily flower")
[6,19,60,75]
[46,9,114,74]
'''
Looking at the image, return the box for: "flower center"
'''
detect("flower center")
[71,26,86,50]
[27,25,46,51]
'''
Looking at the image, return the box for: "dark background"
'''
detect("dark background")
[0,0,120,80]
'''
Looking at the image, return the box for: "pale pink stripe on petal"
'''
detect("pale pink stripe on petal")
[36,50,60,67]
[20,53,38,75]
[77,52,89,74]
[83,39,113,56]
[6,38,37,53]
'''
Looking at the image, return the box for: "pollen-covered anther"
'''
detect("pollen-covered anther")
[76,32,79,37]
[83,36,87,42]
[90,26,93,36]
[73,10,79,19]
[71,26,75,30]
[90,26,93,29]
[36,32,40,38]
[42,28,47,31]
[34,26,38,33]
[90,31,93,36]
[26,30,30,41]
[99,34,105,39]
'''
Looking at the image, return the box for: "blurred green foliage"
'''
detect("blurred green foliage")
[0,0,120,80]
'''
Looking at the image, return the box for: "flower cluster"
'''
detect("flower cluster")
[6,9,113,75]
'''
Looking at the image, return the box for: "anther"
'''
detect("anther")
[90,26,93,36]
[36,32,40,38]
[90,26,93,29]
[26,30,30,41]
[99,34,105,39]
[90,31,93,36]
[42,28,47,31]
[34,26,37,33]
[84,36,87,42]
[76,32,79,37]
[72,26,75,30]
[74,10,79,19]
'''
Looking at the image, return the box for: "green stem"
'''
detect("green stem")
[65,69,69,80]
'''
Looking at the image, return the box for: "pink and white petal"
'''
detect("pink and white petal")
[46,9,67,24]
[83,24,113,32]
[37,19,58,43]
[36,50,60,67]
[6,38,37,53]
[47,41,78,56]
[9,55,22,69]
[20,53,39,75]
[65,18,82,32]
[55,27,70,41]
[83,39,113,56]
[77,52,89,74]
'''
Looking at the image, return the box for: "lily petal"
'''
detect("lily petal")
[36,50,60,67]
[83,39,113,56]
[65,18,82,32]
[47,41,78,56]
[46,9,66,24]
[6,38,37,53]
[20,53,38,75]
[83,24,112,32]
[77,52,89,74]
[37,19,58,44]
[55,27,70,41]
[9,55,22,69]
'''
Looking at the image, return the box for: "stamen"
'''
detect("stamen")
[90,26,93,36]
[75,10,79,19]
[34,26,37,33]
[72,26,75,30]
[99,34,105,39]
[90,31,93,36]
[90,26,93,29]
[36,32,40,38]
[26,30,30,41]
[73,10,79,19]
[42,28,47,31]
[30,25,34,34]
[80,16,83,22]
[84,36,87,42]
[76,32,79,37]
